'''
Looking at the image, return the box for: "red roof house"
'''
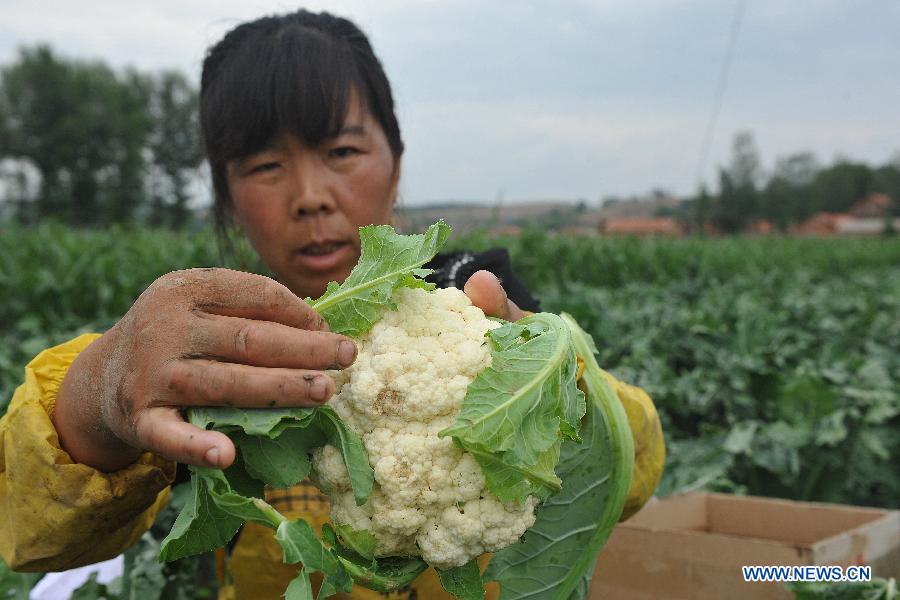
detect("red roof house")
[598,217,684,236]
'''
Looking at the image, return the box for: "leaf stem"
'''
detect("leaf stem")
[253,498,287,529]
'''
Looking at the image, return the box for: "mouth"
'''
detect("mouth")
[299,241,346,256]
[293,240,354,273]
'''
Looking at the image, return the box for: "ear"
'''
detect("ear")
[389,157,402,206]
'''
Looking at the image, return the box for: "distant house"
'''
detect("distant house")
[793,213,853,235]
[598,217,683,236]
[836,218,898,235]
[793,193,896,235]
[850,193,892,218]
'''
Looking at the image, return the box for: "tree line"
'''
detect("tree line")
[676,132,900,233]
[0,46,202,228]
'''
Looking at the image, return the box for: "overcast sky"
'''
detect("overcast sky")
[2,0,899,206]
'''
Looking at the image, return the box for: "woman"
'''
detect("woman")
[0,9,664,599]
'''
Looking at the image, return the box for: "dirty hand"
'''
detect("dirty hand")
[53,269,357,472]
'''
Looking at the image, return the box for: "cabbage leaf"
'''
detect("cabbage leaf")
[484,314,635,600]
[309,220,450,336]
[440,314,585,503]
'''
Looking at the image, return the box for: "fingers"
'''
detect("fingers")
[135,407,236,468]
[164,359,335,408]
[176,268,329,332]
[190,313,356,370]
[463,270,525,321]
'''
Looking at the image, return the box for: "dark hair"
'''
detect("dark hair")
[200,9,404,234]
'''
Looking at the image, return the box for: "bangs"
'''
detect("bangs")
[202,24,363,165]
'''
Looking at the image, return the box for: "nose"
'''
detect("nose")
[288,160,336,218]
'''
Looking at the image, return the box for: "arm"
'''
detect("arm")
[602,372,665,520]
[0,335,174,571]
[3,268,359,572]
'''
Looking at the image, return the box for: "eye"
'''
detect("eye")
[328,146,360,159]
[249,161,280,174]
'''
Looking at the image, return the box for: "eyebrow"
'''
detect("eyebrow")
[334,125,366,137]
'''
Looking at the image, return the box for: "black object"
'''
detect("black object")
[425,248,541,313]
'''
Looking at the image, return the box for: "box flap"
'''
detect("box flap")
[706,493,888,545]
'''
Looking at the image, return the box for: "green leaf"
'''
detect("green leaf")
[333,523,378,563]
[70,573,108,599]
[275,520,354,597]
[333,554,428,593]
[723,421,759,455]
[309,220,451,336]
[460,440,562,502]
[234,428,316,489]
[200,468,283,529]
[312,408,374,506]
[189,406,316,437]
[284,568,314,600]
[276,519,340,572]
[189,405,373,506]
[815,410,849,446]
[222,454,266,499]
[0,557,43,600]
[436,559,485,600]
[159,470,244,562]
[485,314,634,600]
[440,313,585,503]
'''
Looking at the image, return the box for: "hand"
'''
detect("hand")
[463,270,525,321]
[53,269,357,472]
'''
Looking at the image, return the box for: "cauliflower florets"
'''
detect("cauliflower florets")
[311,287,537,569]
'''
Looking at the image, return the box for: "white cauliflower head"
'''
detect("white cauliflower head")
[311,287,537,569]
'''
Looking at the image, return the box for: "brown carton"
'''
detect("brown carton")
[589,492,900,599]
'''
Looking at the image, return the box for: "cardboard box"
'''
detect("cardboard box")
[589,492,900,599]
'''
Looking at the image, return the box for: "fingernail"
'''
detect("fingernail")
[338,340,357,367]
[310,376,329,402]
[205,447,220,468]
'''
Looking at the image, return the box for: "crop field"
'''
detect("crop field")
[1,224,898,510]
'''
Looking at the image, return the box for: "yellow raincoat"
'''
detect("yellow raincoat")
[0,333,664,599]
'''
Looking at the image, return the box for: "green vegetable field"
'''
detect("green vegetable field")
[1,223,898,511]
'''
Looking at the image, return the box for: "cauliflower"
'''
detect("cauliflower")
[312,287,537,569]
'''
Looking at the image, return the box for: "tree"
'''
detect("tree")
[141,71,203,228]
[693,184,713,234]
[873,152,900,217]
[0,46,151,225]
[712,131,762,233]
[0,46,203,227]
[761,151,819,229]
[811,160,874,214]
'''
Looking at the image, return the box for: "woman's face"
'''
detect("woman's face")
[227,99,400,299]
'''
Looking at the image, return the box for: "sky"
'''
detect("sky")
[2,0,899,206]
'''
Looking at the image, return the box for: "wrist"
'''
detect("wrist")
[52,328,143,472]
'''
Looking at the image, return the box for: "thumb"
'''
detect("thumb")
[463,270,524,320]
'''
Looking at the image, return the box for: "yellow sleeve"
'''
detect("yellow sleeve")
[602,372,665,521]
[0,333,176,572]
[572,354,665,520]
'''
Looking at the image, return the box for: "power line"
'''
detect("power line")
[695,0,747,189]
